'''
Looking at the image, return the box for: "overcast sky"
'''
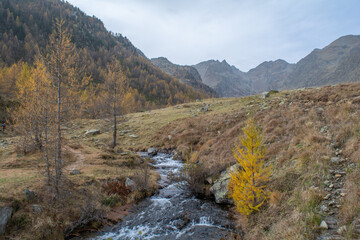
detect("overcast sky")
[67,0,360,71]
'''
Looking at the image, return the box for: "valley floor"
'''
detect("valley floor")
[1,82,360,239]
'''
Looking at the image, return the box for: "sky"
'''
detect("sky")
[67,0,360,71]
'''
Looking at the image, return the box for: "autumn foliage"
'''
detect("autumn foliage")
[228,118,272,216]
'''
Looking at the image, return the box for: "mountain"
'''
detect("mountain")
[283,35,360,89]
[247,59,295,93]
[150,57,217,97]
[0,0,210,110]
[189,35,360,97]
[193,60,252,97]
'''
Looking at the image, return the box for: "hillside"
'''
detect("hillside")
[0,0,210,111]
[283,35,360,89]
[151,57,217,97]
[1,82,360,239]
[194,60,253,97]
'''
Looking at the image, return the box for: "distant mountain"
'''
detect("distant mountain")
[151,57,217,97]
[247,59,295,93]
[193,60,252,97]
[283,35,360,89]
[184,35,360,97]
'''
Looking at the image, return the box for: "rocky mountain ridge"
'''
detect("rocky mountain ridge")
[150,57,217,97]
[154,35,360,97]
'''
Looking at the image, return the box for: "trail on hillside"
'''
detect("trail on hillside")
[317,108,359,240]
[65,146,86,172]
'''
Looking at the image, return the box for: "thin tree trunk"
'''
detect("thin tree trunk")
[112,87,117,148]
[44,87,51,187]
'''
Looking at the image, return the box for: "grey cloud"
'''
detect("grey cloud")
[68,0,360,71]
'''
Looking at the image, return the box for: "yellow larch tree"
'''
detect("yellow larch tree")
[228,118,272,216]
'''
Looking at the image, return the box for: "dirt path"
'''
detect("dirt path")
[65,146,86,172]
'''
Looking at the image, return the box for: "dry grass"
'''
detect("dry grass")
[2,82,360,239]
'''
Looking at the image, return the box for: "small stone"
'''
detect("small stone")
[32,204,42,213]
[316,107,324,113]
[85,129,100,137]
[340,193,346,197]
[329,184,334,188]
[147,148,157,157]
[168,135,172,140]
[328,201,336,206]
[320,221,328,229]
[330,157,342,164]
[129,134,138,138]
[25,189,35,201]
[324,194,331,200]
[320,205,329,212]
[200,105,209,112]
[337,225,347,235]
[70,169,81,175]
[335,174,342,178]
[324,180,330,185]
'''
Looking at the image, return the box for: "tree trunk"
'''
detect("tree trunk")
[112,87,117,148]
[44,87,51,187]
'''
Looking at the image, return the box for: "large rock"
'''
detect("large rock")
[210,165,238,204]
[0,207,13,235]
[85,129,100,137]
[147,148,157,157]
[125,178,136,191]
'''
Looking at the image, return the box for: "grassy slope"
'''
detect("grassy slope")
[1,83,360,239]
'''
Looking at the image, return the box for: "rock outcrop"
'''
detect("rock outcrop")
[0,207,13,235]
[210,165,238,204]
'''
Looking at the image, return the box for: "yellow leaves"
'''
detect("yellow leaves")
[228,118,272,216]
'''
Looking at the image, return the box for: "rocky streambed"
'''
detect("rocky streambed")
[86,153,238,240]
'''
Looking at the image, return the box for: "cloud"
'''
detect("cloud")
[67,0,360,71]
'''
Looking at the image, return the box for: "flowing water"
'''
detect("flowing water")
[87,153,237,240]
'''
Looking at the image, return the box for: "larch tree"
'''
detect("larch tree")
[46,18,77,197]
[228,118,272,216]
[104,60,126,148]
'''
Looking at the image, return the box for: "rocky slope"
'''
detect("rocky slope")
[247,59,295,93]
[283,35,360,89]
[194,60,253,97]
[151,57,217,97]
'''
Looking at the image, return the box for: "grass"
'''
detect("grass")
[1,82,360,239]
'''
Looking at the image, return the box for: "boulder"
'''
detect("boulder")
[147,148,157,157]
[261,92,270,99]
[85,129,100,137]
[125,178,136,191]
[0,207,13,235]
[210,165,238,204]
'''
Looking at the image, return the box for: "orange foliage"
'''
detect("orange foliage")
[228,118,272,216]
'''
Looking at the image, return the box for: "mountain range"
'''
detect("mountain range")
[1,0,359,101]
[153,35,360,97]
